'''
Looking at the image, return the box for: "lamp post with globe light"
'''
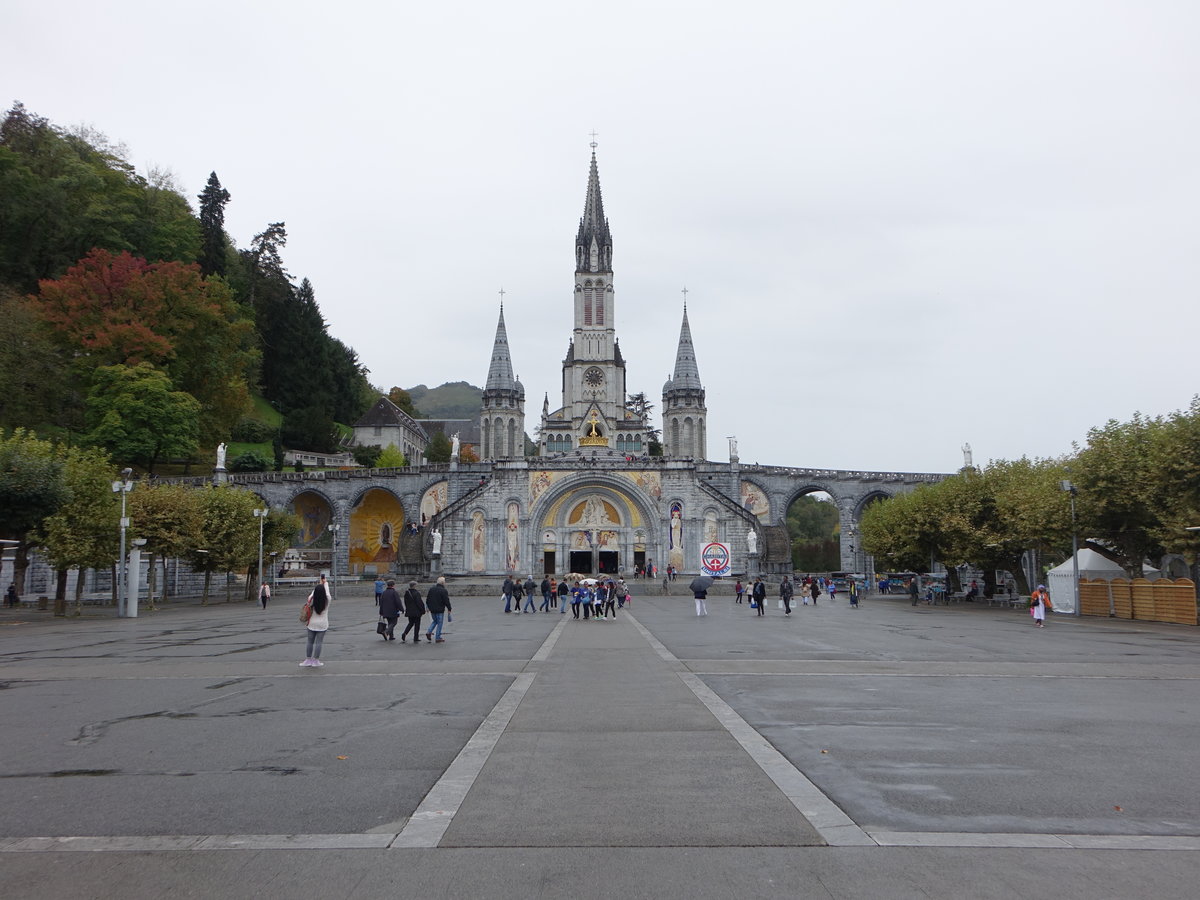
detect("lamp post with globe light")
[111,468,134,616]
[253,508,269,597]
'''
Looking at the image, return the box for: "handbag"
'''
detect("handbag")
[750,600,758,609]
[300,596,313,624]
[376,617,388,636]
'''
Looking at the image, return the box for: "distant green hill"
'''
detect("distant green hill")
[408,382,483,419]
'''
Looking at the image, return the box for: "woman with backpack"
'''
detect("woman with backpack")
[299,574,331,667]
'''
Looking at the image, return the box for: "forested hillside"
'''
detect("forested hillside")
[407,382,483,419]
[0,102,375,469]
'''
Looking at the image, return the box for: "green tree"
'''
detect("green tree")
[426,431,452,463]
[85,363,201,473]
[353,444,383,468]
[376,443,407,468]
[37,446,119,612]
[128,482,202,605]
[386,386,421,418]
[0,428,69,596]
[197,172,231,278]
[0,285,70,433]
[786,494,840,571]
[626,392,661,443]
[230,450,272,472]
[186,486,260,603]
[1073,414,1165,576]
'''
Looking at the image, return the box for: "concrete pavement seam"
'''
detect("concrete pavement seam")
[623,612,875,847]
[389,619,564,848]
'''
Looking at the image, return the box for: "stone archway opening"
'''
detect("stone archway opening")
[785,489,840,574]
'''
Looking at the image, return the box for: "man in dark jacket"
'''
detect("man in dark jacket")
[523,576,537,613]
[780,575,794,616]
[378,579,404,640]
[401,581,425,643]
[425,576,453,643]
[540,576,552,612]
[502,576,514,614]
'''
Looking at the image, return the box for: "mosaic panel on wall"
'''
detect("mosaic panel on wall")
[293,491,332,545]
[740,481,770,522]
[420,481,449,526]
[348,488,404,572]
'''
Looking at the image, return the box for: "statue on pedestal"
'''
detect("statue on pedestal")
[216,442,227,470]
[431,529,443,555]
[451,433,460,460]
[747,529,758,555]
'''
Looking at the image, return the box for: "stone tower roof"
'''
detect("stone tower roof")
[575,151,613,274]
[664,305,703,393]
[484,305,523,396]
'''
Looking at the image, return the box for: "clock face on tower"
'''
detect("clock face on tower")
[584,367,605,389]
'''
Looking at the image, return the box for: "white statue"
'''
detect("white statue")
[747,529,758,554]
[216,442,227,469]
[431,529,443,555]
[962,442,973,468]
[728,436,738,459]
[451,433,460,459]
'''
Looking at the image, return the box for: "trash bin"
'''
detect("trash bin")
[37,595,49,611]
[54,596,66,616]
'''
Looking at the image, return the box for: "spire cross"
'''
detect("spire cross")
[589,130,599,149]
[681,286,689,306]
[498,287,505,307]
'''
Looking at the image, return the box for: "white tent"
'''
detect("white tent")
[1046,549,1125,614]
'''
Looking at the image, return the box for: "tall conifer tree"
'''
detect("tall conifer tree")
[197,172,231,277]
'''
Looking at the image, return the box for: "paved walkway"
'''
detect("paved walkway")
[1,588,1198,898]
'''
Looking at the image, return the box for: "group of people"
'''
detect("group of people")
[297,573,455,668]
[376,576,452,643]
[499,574,633,620]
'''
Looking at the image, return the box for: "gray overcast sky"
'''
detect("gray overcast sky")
[5,0,1198,474]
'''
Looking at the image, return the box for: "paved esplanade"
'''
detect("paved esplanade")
[1,586,1198,898]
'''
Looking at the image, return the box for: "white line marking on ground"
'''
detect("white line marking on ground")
[389,619,562,847]
[624,612,875,847]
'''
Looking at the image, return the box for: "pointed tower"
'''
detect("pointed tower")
[662,304,707,459]
[540,145,648,455]
[479,304,525,459]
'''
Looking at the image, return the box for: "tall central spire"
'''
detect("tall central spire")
[575,150,613,274]
[669,305,703,389]
[485,304,517,391]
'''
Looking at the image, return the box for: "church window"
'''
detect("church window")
[481,419,491,459]
[595,291,604,325]
[584,297,592,325]
[564,434,573,450]
[508,420,517,457]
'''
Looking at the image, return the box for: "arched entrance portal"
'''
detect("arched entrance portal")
[533,478,658,578]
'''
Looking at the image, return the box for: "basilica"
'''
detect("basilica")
[245,150,937,580]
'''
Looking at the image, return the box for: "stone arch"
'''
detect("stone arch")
[288,488,335,547]
[530,471,662,577]
[853,490,894,519]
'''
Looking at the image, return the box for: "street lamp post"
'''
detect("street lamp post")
[253,508,269,598]
[269,552,278,594]
[327,523,340,593]
[111,468,134,617]
[1060,480,1081,617]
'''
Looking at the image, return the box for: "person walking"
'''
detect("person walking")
[425,576,452,643]
[690,576,709,616]
[523,576,538,613]
[810,579,821,606]
[400,581,425,643]
[603,581,618,619]
[1030,584,1050,627]
[299,575,331,667]
[734,580,744,604]
[752,577,766,616]
[540,576,552,612]
[559,578,570,613]
[848,578,860,608]
[258,581,271,609]
[908,578,919,606]
[5,583,18,608]
[374,576,385,607]
[378,579,403,641]
[502,576,514,614]
[570,583,582,618]
[780,575,794,616]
